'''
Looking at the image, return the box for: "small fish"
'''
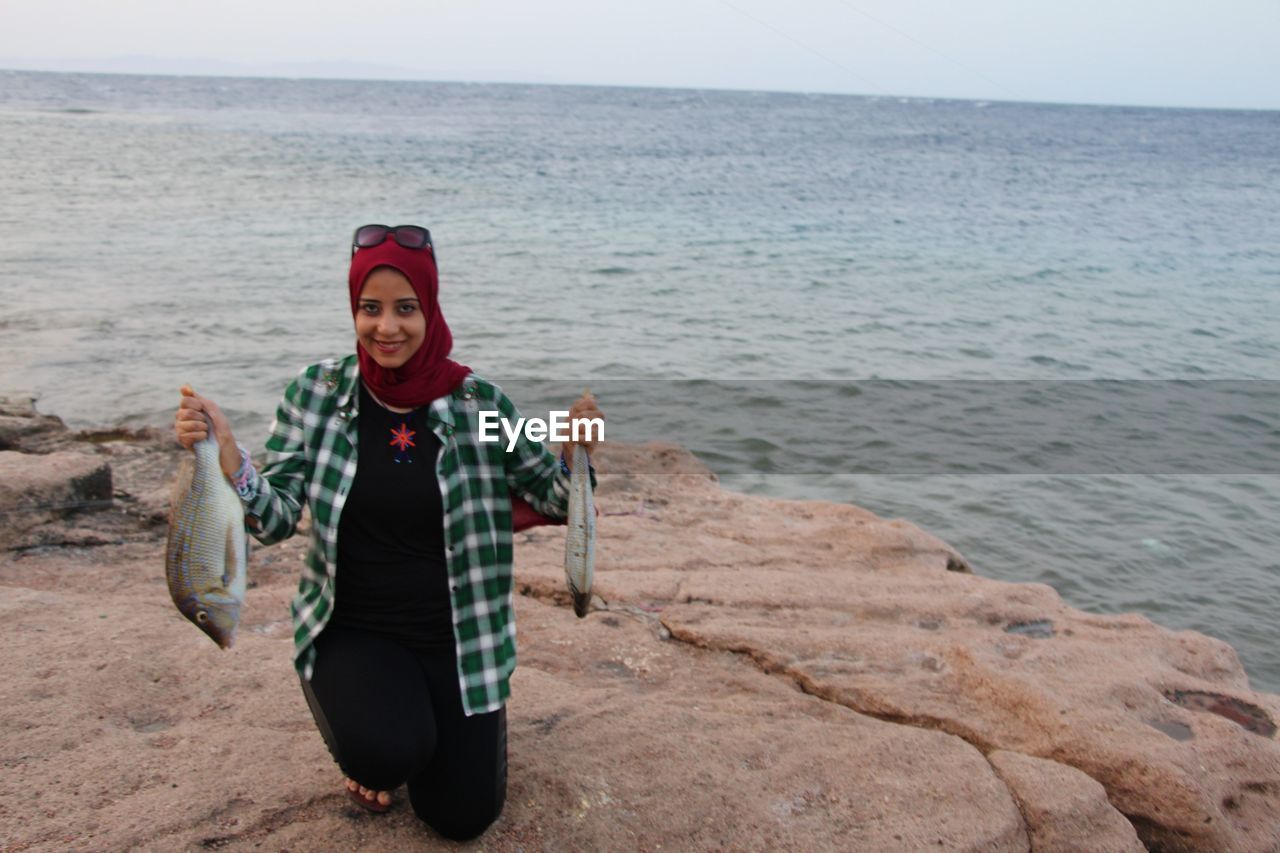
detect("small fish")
[165,430,247,648]
[564,443,595,618]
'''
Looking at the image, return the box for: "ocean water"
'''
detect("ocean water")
[1,71,1277,689]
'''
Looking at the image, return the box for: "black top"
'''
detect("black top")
[331,383,454,651]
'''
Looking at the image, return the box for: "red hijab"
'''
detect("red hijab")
[350,236,561,532]
[349,239,471,408]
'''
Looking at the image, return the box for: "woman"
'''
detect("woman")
[174,224,601,840]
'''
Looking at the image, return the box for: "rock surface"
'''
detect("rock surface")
[0,398,69,454]
[1,401,1278,851]
[988,750,1144,852]
[0,451,112,550]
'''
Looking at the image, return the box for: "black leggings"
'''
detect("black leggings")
[301,625,507,841]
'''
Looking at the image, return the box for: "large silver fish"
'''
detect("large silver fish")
[165,432,247,648]
[564,444,595,617]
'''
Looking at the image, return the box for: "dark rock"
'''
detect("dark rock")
[0,450,113,549]
[0,397,70,453]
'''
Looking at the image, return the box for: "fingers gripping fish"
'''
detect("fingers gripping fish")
[563,444,595,618]
[165,430,248,648]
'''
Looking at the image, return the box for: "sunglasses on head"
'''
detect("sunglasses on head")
[351,224,434,257]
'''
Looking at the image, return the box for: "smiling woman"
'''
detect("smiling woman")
[171,224,605,840]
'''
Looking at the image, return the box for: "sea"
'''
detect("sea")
[1,70,1277,690]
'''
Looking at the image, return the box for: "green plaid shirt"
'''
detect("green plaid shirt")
[239,354,579,715]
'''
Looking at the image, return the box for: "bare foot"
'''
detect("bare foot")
[345,777,392,810]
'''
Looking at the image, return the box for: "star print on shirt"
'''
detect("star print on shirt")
[389,423,416,452]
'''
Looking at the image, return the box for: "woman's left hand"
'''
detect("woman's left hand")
[562,391,604,470]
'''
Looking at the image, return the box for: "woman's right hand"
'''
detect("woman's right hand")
[175,385,241,479]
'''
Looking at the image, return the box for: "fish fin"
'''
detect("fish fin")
[226,522,249,607]
[164,455,196,577]
[223,526,238,589]
[168,454,195,517]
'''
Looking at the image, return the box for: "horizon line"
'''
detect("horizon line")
[1,60,1276,115]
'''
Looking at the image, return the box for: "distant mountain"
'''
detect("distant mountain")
[0,55,566,85]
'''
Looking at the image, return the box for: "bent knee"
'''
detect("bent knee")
[420,809,501,842]
[414,787,505,842]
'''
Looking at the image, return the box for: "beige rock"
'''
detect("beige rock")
[0,436,1278,851]
[0,544,1028,851]
[514,442,1280,851]
[988,750,1143,852]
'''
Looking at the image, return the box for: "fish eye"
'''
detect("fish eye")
[196,611,209,624]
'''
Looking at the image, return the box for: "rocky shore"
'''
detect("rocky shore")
[1,397,1278,851]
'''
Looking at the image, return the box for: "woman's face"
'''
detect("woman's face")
[355,266,426,369]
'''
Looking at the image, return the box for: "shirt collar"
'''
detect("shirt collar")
[427,373,479,434]
[334,354,362,414]
[427,393,455,432]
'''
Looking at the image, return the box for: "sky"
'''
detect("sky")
[1,0,1277,110]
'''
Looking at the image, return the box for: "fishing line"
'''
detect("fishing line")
[716,0,888,94]
[0,499,116,514]
[716,0,1022,101]
[825,0,1023,101]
